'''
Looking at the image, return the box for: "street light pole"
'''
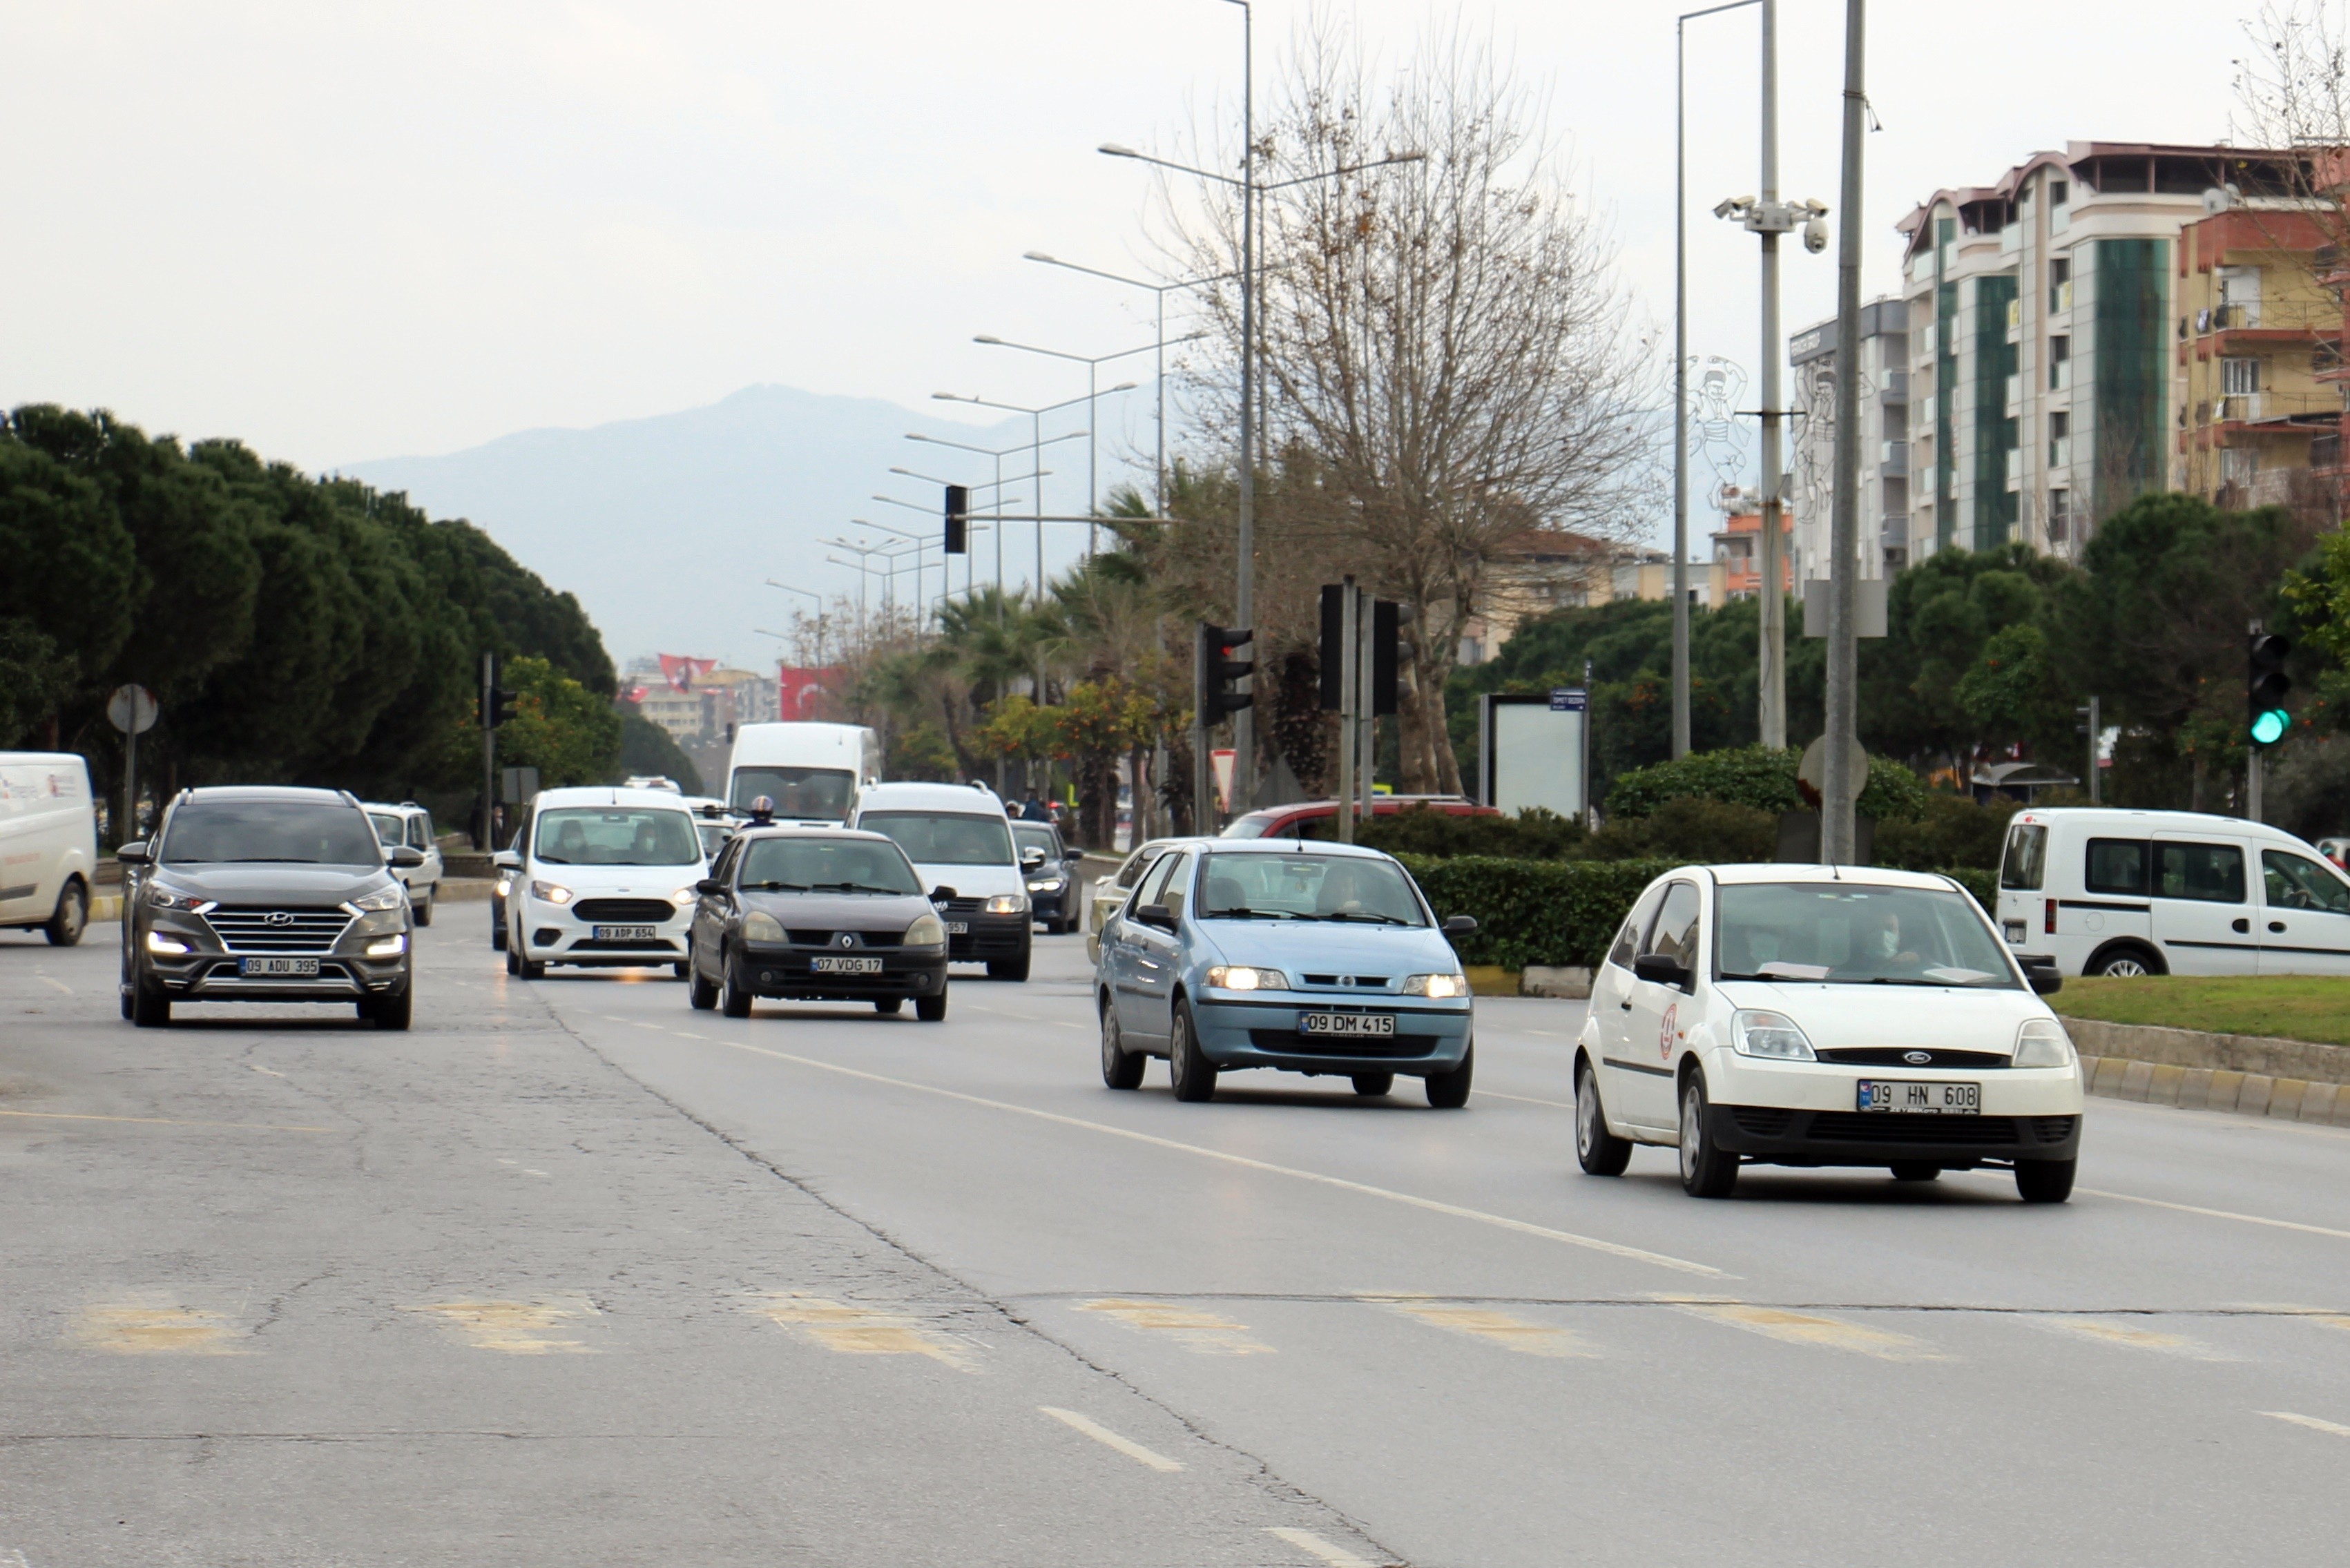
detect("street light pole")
[1821,0,1869,863]
[973,333,1175,555]
[1229,0,1258,814]
[1757,0,1786,753]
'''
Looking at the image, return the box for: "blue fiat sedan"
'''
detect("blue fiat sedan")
[1094,840,1478,1105]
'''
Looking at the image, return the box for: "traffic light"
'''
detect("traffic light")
[483,655,519,730]
[1318,585,1345,710]
[944,485,969,556]
[2248,632,2291,746]
[1196,621,1254,726]
[1371,599,1409,716]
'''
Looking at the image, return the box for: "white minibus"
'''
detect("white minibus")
[724,723,880,826]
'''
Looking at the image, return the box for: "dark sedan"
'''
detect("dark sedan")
[685,828,952,1020]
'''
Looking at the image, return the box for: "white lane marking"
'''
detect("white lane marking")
[1038,1406,1185,1471]
[247,1064,285,1078]
[1480,1090,1576,1110]
[1050,1020,1086,1030]
[2264,1409,2350,1438]
[1655,1295,1948,1361]
[38,975,73,996]
[1266,1527,1380,1568]
[0,1109,329,1134]
[691,1036,1726,1277]
[2080,1187,2350,1244]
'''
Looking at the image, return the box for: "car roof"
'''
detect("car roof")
[359,801,423,814]
[856,781,1006,811]
[2010,806,2311,844]
[183,786,353,804]
[1702,862,1965,890]
[1201,838,1401,862]
[533,786,701,810]
[731,826,902,846]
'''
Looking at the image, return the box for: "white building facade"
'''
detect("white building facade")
[1789,298,1910,583]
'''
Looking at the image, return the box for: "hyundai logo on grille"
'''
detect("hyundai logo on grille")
[1903,1050,1932,1065]
[265,911,296,927]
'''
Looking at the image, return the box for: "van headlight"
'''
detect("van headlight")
[742,912,786,943]
[984,893,1029,916]
[1730,1009,1817,1061]
[1205,965,1288,991]
[1401,972,1469,998]
[905,913,946,947]
[670,886,697,907]
[2013,1017,2076,1067]
[529,880,574,906]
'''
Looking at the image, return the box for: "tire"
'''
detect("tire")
[1425,1042,1474,1109]
[518,953,546,980]
[373,985,413,1032]
[1889,1161,1942,1182]
[673,962,690,980]
[1574,1057,1633,1176]
[412,888,434,928]
[491,913,507,951]
[2016,1159,2077,1204]
[2086,945,2162,978]
[1677,1073,1740,1198]
[687,945,719,1011]
[44,880,88,947]
[874,997,904,1015]
[988,947,1032,982]
[131,971,171,1029]
[916,988,948,1022]
[505,942,520,976]
[720,953,753,1018]
[1351,1072,1395,1097]
[1168,998,1216,1102]
[119,985,134,1020]
[1101,1003,1144,1089]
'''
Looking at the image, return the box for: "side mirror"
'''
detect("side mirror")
[1632,952,1693,989]
[492,849,521,870]
[695,878,724,897]
[115,841,153,866]
[387,845,426,869]
[930,886,957,903]
[1442,913,1479,936]
[1021,846,1048,869]
[2019,955,2063,996]
[1135,902,1176,931]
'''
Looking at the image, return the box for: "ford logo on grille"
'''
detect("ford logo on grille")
[265,911,296,927]
[1903,1049,1932,1065]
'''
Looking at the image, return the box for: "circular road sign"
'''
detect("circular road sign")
[106,684,160,735]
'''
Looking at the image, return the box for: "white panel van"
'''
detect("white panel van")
[1994,806,2350,977]
[724,723,881,825]
[0,752,99,945]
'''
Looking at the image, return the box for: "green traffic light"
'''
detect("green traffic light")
[2251,708,2290,746]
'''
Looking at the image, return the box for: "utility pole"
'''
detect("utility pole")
[480,652,497,850]
[1335,578,1357,844]
[1357,589,1376,829]
[1820,0,1867,863]
[1756,0,1787,753]
[2079,697,2102,806]
[1231,0,1259,816]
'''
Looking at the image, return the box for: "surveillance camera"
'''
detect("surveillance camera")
[1712,197,1741,220]
[1803,216,1829,254]
[1805,197,1830,215]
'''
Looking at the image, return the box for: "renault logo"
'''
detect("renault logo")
[265,911,296,927]
[1903,1050,1932,1065]
[835,932,858,949]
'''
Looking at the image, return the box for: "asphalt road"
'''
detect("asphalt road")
[10,918,2350,1567]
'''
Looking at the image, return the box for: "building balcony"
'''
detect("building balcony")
[2048,280,2072,315]
[1880,441,1910,476]
[2049,436,2072,469]
[2005,373,2021,416]
[1880,369,1909,403]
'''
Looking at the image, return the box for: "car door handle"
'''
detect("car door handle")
[2271,920,2287,933]
[2232,918,2251,933]
[1618,998,1633,1012]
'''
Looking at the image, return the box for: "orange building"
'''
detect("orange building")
[1711,490,1794,599]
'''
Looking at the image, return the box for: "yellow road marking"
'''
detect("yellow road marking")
[1038,1406,1184,1471]
[0,1109,329,1133]
[1266,1527,1380,1568]
[403,1299,596,1354]
[246,1064,286,1078]
[2264,1409,2350,1438]
[75,1301,245,1355]
[2039,1317,2230,1359]
[689,1036,1727,1277]
[1360,1294,1595,1357]
[2229,1302,2350,1333]
[38,974,73,995]
[2080,1187,2350,1243]
[1079,1299,1275,1355]
[1479,1090,1577,1110]
[1656,1295,1947,1361]
[752,1293,974,1369]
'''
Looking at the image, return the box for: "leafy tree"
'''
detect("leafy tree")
[485,657,622,788]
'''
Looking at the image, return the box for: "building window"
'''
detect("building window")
[2048,410,2071,469]
[2048,255,2072,313]
[2222,449,2257,486]
[2048,489,2072,543]
[2048,334,2070,391]
[2050,180,2069,206]
[2222,358,2261,396]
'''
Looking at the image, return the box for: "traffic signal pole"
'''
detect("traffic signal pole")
[481,652,497,850]
[1335,579,1357,844]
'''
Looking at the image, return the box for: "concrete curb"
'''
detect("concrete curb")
[2061,1016,2350,1087]
[2079,1053,2350,1127]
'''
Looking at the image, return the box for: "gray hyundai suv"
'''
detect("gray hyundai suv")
[117,786,421,1029]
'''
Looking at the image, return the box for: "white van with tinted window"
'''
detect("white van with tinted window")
[852,780,1031,980]
[1995,807,2350,977]
[0,752,99,946]
[725,723,880,825]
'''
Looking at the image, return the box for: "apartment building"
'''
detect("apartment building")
[1896,142,2304,563]
[1456,531,1728,664]
[1711,488,1793,599]
[1789,298,1910,581]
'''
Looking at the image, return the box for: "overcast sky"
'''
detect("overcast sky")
[3,1,2252,490]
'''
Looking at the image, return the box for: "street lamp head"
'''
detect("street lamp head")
[973,334,1004,345]
[1099,142,1141,159]
[1108,380,1139,393]
[1023,250,1057,263]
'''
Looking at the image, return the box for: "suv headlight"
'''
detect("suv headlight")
[529,880,574,906]
[1730,1009,1817,1061]
[351,887,407,913]
[1401,972,1469,998]
[1205,965,1289,991]
[984,893,1029,916]
[905,912,946,947]
[146,884,213,913]
[742,911,786,943]
[2014,1016,2076,1068]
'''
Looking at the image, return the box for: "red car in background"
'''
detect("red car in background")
[1221,795,1499,840]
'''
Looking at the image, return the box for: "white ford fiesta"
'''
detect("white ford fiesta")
[1574,864,2085,1203]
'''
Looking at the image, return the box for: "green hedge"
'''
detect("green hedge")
[1398,853,2001,971]
[1605,744,1930,824]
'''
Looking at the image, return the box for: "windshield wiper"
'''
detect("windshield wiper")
[1204,907,1302,920]
[1322,911,1414,925]
[221,857,325,864]
[739,881,811,891]
[811,882,909,894]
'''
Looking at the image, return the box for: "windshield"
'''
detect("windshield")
[1012,824,1059,858]
[737,835,921,894]
[1717,883,2019,987]
[696,821,736,856]
[859,811,1014,867]
[731,766,855,820]
[161,802,382,867]
[533,807,702,867]
[1197,853,1427,925]
[367,812,403,846]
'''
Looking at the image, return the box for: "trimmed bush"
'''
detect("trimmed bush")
[1586,796,1777,863]
[1357,805,1588,860]
[1873,792,2018,871]
[1605,744,1929,824]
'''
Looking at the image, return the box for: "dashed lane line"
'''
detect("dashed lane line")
[2080,1187,2350,1244]
[752,1293,976,1370]
[1655,1295,1948,1362]
[1077,1299,1276,1355]
[2264,1410,2350,1438]
[75,1301,247,1355]
[1478,1090,1577,1110]
[37,974,73,996]
[2037,1317,2231,1359]
[0,1109,329,1134]
[667,1030,1728,1278]
[1267,1527,1382,1568]
[1360,1293,1596,1357]
[401,1299,597,1355]
[1038,1406,1185,1471]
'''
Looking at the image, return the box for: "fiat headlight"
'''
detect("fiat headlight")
[2013,1016,2075,1068]
[984,893,1029,916]
[529,880,574,906]
[742,911,786,943]
[1205,965,1288,991]
[905,913,947,947]
[1730,1009,1817,1061]
[1401,972,1469,998]
[351,887,407,913]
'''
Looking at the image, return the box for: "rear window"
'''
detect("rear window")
[860,811,1014,866]
[162,802,382,867]
[1999,822,2048,891]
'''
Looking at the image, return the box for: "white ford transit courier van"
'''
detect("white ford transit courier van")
[852,781,1031,980]
[1994,807,2350,978]
[0,752,99,945]
[498,786,709,980]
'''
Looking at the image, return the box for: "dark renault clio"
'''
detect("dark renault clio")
[686,827,951,1020]
[117,786,423,1029]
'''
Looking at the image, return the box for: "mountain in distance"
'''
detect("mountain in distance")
[340,384,1061,671]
